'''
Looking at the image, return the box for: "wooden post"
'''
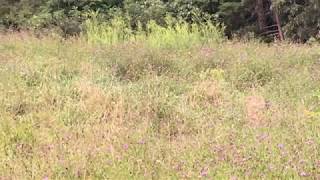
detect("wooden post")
[273,7,284,41]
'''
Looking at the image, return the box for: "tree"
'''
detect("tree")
[275,0,320,42]
[0,0,319,41]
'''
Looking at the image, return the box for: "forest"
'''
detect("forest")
[0,0,319,42]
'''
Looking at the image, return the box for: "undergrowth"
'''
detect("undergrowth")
[85,15,224,49]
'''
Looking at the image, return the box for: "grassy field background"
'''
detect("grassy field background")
[0,31,320,179]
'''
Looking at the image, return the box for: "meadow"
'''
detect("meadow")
[0,22,320,179]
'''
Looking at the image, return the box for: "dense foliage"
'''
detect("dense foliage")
[0,0,319,41]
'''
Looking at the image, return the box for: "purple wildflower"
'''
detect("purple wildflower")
[138,139,145,145]
[299,171,309,177]
[123,144,129,150]
[277,144,284,149]
[200,167,209,177]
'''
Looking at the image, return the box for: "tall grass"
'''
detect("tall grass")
[85,16,134,45]
[1,31,320,179]
[85,16,224,48]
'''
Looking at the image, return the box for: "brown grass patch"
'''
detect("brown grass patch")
[199,46,215,59]
[245,94,268,127]
[74,80,108,114]
[188,80,223,108]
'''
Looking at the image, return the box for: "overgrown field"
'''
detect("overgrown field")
[0,32,320,179]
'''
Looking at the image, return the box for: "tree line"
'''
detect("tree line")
[0,0,319,42]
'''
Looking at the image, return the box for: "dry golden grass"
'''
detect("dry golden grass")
[245,94,268,127]
[0,33,320,179]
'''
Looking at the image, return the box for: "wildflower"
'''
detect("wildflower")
[123,144,129,150]
[200,167,208,177]
[257,133,268,142]
[277,144,284,149]
[138,139,145,145]
[299,171,309,177]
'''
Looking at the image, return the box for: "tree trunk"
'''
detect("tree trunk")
[255,0,266,31]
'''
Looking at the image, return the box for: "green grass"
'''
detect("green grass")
[0,32,320,179]
[85,16,224,49]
